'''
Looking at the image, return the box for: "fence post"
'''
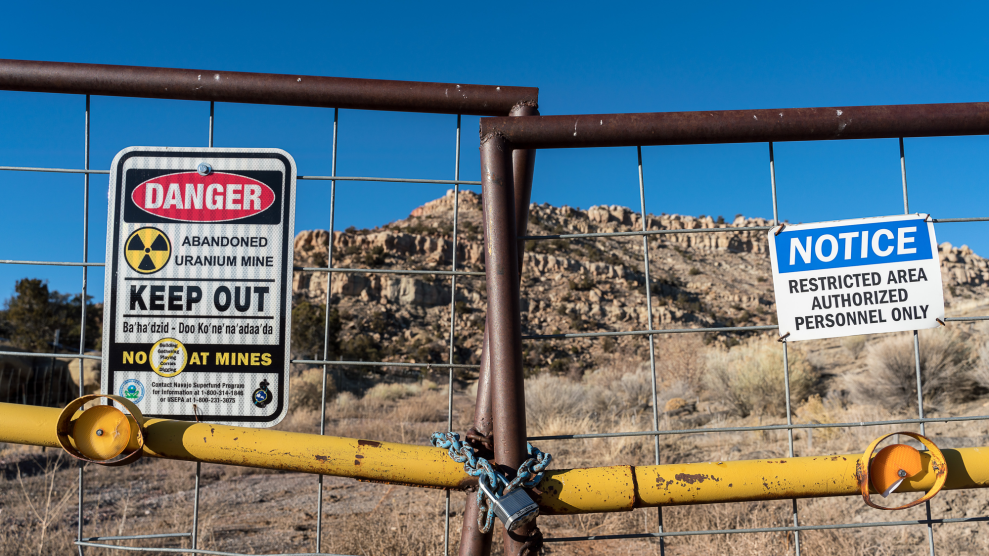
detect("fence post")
[479,131,531,556]
[459,104,538,556]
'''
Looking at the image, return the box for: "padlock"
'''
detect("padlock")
[478,478,540,532]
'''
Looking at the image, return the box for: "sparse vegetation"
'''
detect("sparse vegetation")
[849,328,974,411]
[363,245,386,267]
[289,367,336,411]
[705,336,819,417]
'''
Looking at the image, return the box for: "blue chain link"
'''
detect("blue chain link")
[430,431,551,534]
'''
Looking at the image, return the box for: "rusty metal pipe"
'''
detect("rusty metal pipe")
[480,132,530,555]
[0,59,537,116]
[511,104,539,277]
[459,324,494,556]
[459,104,539,556]
[479,102,989,149]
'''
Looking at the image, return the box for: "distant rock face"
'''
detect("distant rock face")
[291,189,989,372]
[939,242,989,297]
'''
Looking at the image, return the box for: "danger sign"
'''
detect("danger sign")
[769,214,945,342]
[102,147,296,426]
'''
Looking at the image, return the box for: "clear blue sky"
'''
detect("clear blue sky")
[1,1,987,302]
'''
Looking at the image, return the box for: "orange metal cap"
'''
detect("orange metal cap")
[870,444,922,496]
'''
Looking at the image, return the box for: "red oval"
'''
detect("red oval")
[131,172,276,222]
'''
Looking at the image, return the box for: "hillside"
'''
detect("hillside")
[291,189,989,373]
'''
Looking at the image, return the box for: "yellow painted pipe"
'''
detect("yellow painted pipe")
[3,402,989,514]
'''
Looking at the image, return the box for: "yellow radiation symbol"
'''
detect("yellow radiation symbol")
[125,227,171,274]
[149,338,188,378]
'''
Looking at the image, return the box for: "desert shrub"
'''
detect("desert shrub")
[654,334,707,390]
[849,328,972,411]
[289,368,336,411]
[362,245,386,267]
[705,336,819,417]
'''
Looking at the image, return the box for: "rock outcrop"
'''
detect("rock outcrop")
[291,189,989,372]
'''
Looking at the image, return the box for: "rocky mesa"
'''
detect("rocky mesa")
[291,189,989,374]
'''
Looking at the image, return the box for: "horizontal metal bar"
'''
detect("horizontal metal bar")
[945,316,989,322]
[541,516,989,543]
[931,217,989,223]
[0,259,104,267]
[82,534,190,542]
[0,349,100,360]
[0,165,109,174]
[6,403,988,513]
[0,59,536,117]
[294,266,483,277]
[76,541,353,556]
[291,358,479,369]
[299,175,481,186]
[521,225,773,241]
[528,413,989,441]
[480,102,989,149]
[524,325,779,340]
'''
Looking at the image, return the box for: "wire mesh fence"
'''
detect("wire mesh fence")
[514,137,989,555]
[0,64,503,556]
[3,60,989,556]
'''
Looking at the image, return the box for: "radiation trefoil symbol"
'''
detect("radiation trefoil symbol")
[125,227,171,274]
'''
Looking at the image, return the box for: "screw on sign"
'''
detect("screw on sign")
[102,147,296,426]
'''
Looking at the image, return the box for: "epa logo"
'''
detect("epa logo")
[119,379,145,404]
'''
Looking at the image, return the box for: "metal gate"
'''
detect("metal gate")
[474,104,989,555]
[0,59,536,556]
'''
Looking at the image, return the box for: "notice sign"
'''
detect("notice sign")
[769,214,944,342]
[102,147,296,426]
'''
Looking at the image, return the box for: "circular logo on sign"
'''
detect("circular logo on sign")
[119,378,145,403]
[252,379,273,408]
[149,338,188,378]
[125,227,171,274]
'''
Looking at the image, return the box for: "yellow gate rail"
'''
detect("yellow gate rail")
[3,402,988,514]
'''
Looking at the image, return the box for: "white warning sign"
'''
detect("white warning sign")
[102,147,296,426]
[769,214,945,342]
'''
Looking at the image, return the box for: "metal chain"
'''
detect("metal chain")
[430,431,551,534]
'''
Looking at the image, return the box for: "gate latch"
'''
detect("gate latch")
[858,431,947,510]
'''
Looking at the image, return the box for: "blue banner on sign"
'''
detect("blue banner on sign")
[774,218,932,274]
